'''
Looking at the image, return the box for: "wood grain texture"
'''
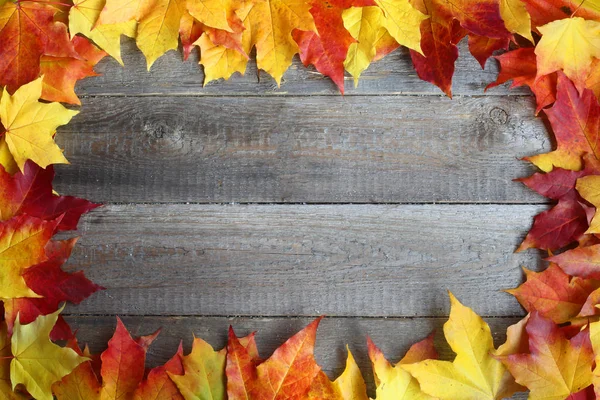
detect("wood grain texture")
[62,204,545,317]
[75,38,527,97]
[66,315,526,398]
[54,95,549,203]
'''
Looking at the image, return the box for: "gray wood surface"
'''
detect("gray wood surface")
[76,38,528,97]
[57,36,547,398]
[66,315,526,397]
[54,94,548,203]
[62,204,544,318]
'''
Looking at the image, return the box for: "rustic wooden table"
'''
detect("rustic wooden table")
[55,38,548,395]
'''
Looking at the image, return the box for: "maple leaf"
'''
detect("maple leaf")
[186,0,246,32]
[95,0,145,25]
[518,157,600,201]
[549,244,600,279]
[410,0,511,97]
[402,293,524,399]
[467,35,510,69]
[0,161,100,231]
[70,0,137,66]
[499,312,594,399]
[535,17,600,92]
[136,0,186,69]
[526,73,600,172]
[293,0,375,93]
[0,323,27,399]
[517,198,590,252]
[4,239,103,338]
[368,333,437,399]
[307,347,368,400]
[52,356,102,400]
[0,215,59,299]
[169,336,226,399]
[0,1,77,92]
[225,317,323,399]
[499,0,533,41]
[100,318,159,399]
[507,264,600,324]
[0,77,77,172]
[522,0,600,29]
[40,37,107,105]
[576,175,600,233]
[132,343,184,400]
[11,307,88,400]
[342,6,402,86]
[180,10,204,60]
[246,0,317,85]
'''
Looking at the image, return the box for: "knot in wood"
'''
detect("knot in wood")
[489,107,509,125]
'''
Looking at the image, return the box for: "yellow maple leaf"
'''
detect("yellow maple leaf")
[375,0,427,54]
[499,0,533,42]
[369,334,436,400]
[197,33,250,83]
[402,293,524,400]
[10,308,88,400]
[0,78,76,172]
[137,0,186,69]
[168,337,226,398]
[343,6,389,87]
[70,0,137,65]
[246,0,316,85]
[187,0,245,32]
[0,136,17,175]
[0,216,58,299]
[576,175,600,233]
[0,323,26,400]
[590,318,600,395]
[308,348,368,400]
[95,0,145,25]
[536,17,600,91]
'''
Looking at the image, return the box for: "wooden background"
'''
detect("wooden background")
[55,38,549,396]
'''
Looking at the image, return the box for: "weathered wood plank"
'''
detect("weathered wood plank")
[66,315,526,398]
[63,204,544,317]
[54,95,548,203]
[76,38,528,96]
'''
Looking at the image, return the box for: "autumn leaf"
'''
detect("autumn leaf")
[467,35,509,68]
[136,0,186,69]
[526,73,600,172]
[100,318,158,399]
[342,6,391,86]
[169,336,226,399]
[0,161,100,231]
[225,317,323,399]
[293,0,375,93]
[522,0,600,29]
[186,0,246,32]
[499,312,594,399]
[69,0,137,66]
[517,198,590,252]
[402,293,524,399]
[0,77,77,171]
[368,334,437,399]
[576,175,600,233]
[307,347,368,400]
[4,238,103,338]
[179,11,204,60]
[507,264,600,324]
[535,17,600,92]
[247,0,316,85]
[11,307,88,400]
[518,157,600,201]
[0,215,59,299]
[0,1,77,92]
[499,0,533,41]
[0,323,27,399]
[53,358,102,400]
[549,244,600,279]
[374,0,428,53]
[40,37,107,105]
[132,343,184,400]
